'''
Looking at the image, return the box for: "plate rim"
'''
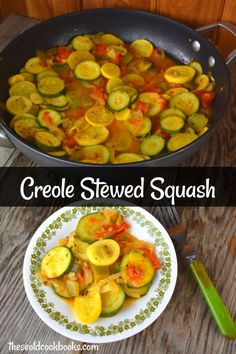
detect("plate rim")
[23,205,178,343]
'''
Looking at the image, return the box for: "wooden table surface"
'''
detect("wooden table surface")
[0,14,235,354]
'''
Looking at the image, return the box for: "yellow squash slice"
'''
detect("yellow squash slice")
[130,39,153,58]
[101,63,121,79]
[164,65,195,84]
[74,287,102,323]
[85,105,114,127]
[25,57,47,74]
[67,50,95,69]
[86,239,120,266]
[74,126,109,146]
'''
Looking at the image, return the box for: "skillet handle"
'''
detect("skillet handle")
[196,22,236,65]
[0,126,14,148]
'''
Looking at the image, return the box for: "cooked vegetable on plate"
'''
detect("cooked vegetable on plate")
[39,209,161,323]
[6,33,216,164]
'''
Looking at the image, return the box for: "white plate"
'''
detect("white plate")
[23,206,177,343]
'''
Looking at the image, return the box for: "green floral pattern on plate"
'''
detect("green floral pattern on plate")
[30,206,172,336]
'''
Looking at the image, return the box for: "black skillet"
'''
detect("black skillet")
[0,9,234,166]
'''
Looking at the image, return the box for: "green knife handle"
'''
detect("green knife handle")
[190,259,236,339]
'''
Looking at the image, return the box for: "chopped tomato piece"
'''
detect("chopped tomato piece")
[57,47,72,61]
[63,72,74,85]
[63,136,76,148]
[94,43,107,56]
[42,111,53,125]
[160,131,170,139]
[90,86,106,105]
[156,129,170,140]
[120,65,128,76]
[95,220,129,239]
[76,272,84,282]
[194,91,216,108]
[136,101,149,115]
[114,53,121,66]
[143,83,161,93]
[89,217,98,224]
[40,61,48,68]
[138,246,161,269]
[126,264,144,281]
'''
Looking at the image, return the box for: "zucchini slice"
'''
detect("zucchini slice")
[114,153,144,164]
[140,135,165,156]
[9,81,37,98]
[86,239,120,266]
[123,283,151,298]
[85,105,114,126]
[76,212,115,243]
[160,108,185,120]
[164,65,195,84]
[120,251,155,288]
[70,145,110,164]
[100,33,124,46]
[72,35,94,51]
[47,104,69,112]
[41,246,74,279]
[10,113,36,128]
[37,70,58,82]
[67,50,95,69]
[52,278,80,298]
[74,126,109,146]
[13,117,39,140]
[130,39,153,58]
[45,95,68,108]
[128,58,152,72]
[37,109,62,127]
[170,92,199,116]
[25,57,47,74]
[112,85,138,103]
[160,115,185,133]
[123,73,145,89]
[107,90,130,111]
[34,130,62,151]
[106,78,124,94]
[38,76,65,98]
[30,93,44,105]
[139,92,165,116]
[165,87,188,98]
[167,132,198,152]
[195,74,209,91]
[21,72,34,82]
[74,60,101,81]
[8,74,25,86]
[187,113,208,133]
[6,95,32,115]
[49,150,67,157]
[126,117,151,137]
[101,281,125,317]
[189,61,203,75]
